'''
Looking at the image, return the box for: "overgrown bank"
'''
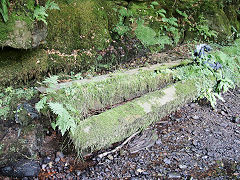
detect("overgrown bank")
[1,0,240,86]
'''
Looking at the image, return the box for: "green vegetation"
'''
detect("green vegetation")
[195,15,218,41]
[46,0,115,52]
[0,0,9,22]
[113,7,132,36]
[0,86,37,120]
[173,41,240,107]
[34,38,240,139]
[0,0,59,24]
[34,0,60,25]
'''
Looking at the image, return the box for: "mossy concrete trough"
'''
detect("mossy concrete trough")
[71,79,199,153]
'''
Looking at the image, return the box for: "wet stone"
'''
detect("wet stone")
[179,164,187,169]
[0,160,40,178]
[168,172,181,178]
[163,158,171,165]
[192,115,200,120]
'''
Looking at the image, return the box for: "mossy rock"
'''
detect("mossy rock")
[0,48,48,86]
[0,0,47,49]
[128,0,234,42]
[46,0,117,53]
[0,47,98,86]
[224,4,240,33]
[0,122,44,167]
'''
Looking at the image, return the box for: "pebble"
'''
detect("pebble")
[55,157,60,163]
[41,164,47,170]
[179,164,187,169]
[107,154,114,161]
[168,172,181,178]
[192,115,200,120]
[221,111,227,116]
[155,139,162,145]
[163,158,171,164]
[42,157,51,164]
[232,116,240,124]
[190,103,196,108]
[56,152,64,159]
[192,140,198,146]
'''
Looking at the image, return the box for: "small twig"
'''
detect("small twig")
[172,0,177,7]
[98,131,140,159]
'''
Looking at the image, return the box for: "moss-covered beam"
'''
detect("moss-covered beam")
[37,60,184,93]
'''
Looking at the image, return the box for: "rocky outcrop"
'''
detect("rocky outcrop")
[0,0,47,49]
[0,20,47,49]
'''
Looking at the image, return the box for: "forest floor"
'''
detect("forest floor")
[33,87,240,180]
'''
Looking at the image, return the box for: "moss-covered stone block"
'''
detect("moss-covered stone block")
[71,80,198,153]
[38,62,177,122]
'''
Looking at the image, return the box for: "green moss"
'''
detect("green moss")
[43,68,173,125]
[73,101,146,151]
[175,79,197,97]
[224,5,240,32]
[0,48,48,86]
[71,80,199,153]
[46,0,114,52]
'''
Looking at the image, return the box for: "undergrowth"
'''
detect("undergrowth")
[113,1,217,52]
[0,87,37,120]
[173,41,240,107]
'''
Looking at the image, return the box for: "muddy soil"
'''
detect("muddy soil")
[24,87,239,179]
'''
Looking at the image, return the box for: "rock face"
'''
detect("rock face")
[46,0,117,52]
[0,0,47,49]
[0,20,47,49]
[0,99,44,171]
[0,0,240,86]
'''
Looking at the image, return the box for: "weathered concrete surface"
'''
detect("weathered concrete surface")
[72,80,199,153]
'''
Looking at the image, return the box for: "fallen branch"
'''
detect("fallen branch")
[97,131,140,159]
